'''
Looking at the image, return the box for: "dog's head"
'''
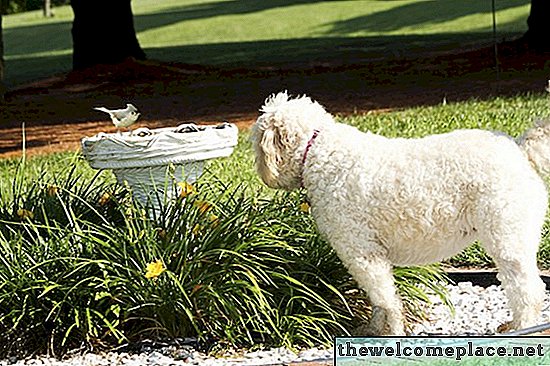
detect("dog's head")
[252,91,334,190]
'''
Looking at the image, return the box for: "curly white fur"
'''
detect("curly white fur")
[253,91,550,335]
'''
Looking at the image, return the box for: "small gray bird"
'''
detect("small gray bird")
[94,103,140,132]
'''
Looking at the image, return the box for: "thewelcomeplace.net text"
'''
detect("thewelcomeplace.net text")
[337,340,545,361]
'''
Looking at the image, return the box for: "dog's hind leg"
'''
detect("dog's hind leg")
[482,231,546,331]
[340,249,405,335]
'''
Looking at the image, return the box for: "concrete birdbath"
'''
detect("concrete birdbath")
[81,122,238,216]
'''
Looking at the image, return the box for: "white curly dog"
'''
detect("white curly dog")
[252,91,550,335]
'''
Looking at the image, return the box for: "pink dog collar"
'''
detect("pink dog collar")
[302,129,320,164]
[301,129,320,187]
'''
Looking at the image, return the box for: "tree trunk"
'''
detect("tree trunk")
[523,0,550,51]
[0,11,5,102]
[43,0,53,18]
[70,0,146,70]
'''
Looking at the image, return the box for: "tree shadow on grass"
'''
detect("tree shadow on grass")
[326,0,528,35]
[144,33,510,67]
[5,32,518,86]
[133,0,339,33]
[3,22,72,57]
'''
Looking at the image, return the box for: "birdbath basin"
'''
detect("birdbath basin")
[81,122,238,216]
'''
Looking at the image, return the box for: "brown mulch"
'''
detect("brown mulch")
[291,361,332,366]
[1,40,549,158]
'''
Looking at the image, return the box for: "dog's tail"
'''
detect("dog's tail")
[517,119,550,175]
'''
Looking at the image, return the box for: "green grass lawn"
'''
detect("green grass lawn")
[3,0,531,86]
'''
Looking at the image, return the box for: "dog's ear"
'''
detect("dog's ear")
[253,122,284,188]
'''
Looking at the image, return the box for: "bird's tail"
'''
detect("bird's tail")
[517,119,550,175]
[93,107,110,114]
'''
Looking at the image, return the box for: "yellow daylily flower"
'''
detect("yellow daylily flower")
[209,214,220,228]
[299,202,310,213]
[17,208,34,220]
[98,192,111,206]
[145,260,165,279]
[194,200,212,214]
[47,185,59,197]
[178,182,195,198]
[192,223,202,235]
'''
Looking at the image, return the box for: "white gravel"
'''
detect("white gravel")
[3,281,550,365]
[0,347,332,366]
[411,281,550,335]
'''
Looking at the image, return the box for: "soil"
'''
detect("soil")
[1,40,549,158]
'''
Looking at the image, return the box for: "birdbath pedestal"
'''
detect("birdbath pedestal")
[81,123,238,216]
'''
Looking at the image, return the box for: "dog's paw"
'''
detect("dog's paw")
[352,306,406,336]
[352,323,380,336]
[496,321,513,333]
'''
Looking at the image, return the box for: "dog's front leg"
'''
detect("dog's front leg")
[341,249,405,335]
